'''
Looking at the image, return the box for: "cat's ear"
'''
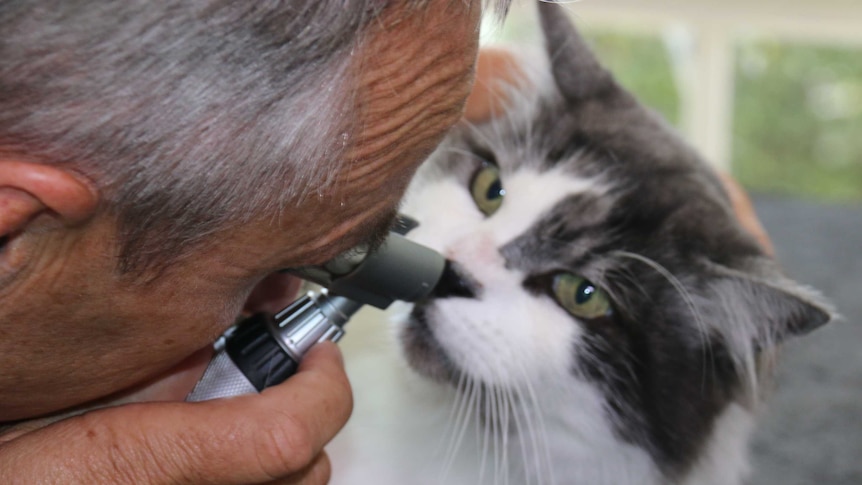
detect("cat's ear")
[711,268,834,348]
[537,1,615,102]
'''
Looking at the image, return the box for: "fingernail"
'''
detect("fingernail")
[313,341,344,367]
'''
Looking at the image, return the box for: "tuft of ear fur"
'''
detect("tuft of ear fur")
[537,1,615,102]
[723,276,833,344]
[704,268,834,395]
[708,265,834,352]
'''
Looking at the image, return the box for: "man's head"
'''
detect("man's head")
[0,0,499,419]
[3,0,451,273]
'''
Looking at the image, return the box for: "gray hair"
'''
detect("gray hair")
[0,0,510,275]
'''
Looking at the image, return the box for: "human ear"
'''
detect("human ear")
[0,159,98,265]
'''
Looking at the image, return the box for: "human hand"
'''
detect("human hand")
[0,342,351,484]
[464,47,773,254]
[1,0,483,481]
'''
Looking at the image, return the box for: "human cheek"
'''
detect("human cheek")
[127,258,256,346]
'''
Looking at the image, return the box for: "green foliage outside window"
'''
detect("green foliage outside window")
[584,31,680,127]
[493,17,862,201]
[733,40,862,201]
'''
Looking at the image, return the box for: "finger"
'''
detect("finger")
[0,342,352,485]
[464,47,525,122]
[267,451,331,485]
[716,172,774,256]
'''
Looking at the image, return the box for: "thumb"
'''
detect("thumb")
[0,342,352,485]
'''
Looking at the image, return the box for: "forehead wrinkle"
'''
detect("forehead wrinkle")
[362,205,401,252]
[347,2,478,182]
[353,53,472,164]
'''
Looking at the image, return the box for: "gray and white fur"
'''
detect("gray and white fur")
[329,3,833,484]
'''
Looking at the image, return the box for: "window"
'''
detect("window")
[484,1,862,201]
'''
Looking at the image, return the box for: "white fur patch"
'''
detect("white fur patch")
[404,166,605,256]
[681,404,755,485]
[402,166,606,385]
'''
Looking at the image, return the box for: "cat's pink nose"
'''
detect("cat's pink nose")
[445,231,503,267]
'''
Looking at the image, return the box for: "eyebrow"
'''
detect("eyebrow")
[361,206,400,254]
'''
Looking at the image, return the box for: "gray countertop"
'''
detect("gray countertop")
[749,195,862,485]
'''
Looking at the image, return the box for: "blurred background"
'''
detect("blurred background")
[482,1,862,483]
[485,0,862,201]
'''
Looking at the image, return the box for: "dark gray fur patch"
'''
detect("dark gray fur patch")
[500,190,616,274]
[400,303,459,384]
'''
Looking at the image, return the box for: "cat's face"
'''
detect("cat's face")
[395,3,831,477]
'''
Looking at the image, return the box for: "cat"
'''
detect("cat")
[327,3,833,484]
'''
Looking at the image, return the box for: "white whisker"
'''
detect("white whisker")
[514,379,546,485]
[507,383,532,484]
[612,250,716,390]
[442,145,489,163]
[478,381,491,484]
[441,374,477,482]
[501,386,512,485]
[491,383,502,485]
[521,370,557,485]
[436,369,468,459]
[461,119,502,155]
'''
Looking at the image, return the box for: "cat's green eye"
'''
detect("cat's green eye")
[552,273,612,319]
[470,164,505,216]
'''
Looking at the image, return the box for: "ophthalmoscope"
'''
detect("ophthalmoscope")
[186,216,444,401]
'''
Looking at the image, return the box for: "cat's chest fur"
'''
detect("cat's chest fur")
[325,310,631,485]
[327,317,488,485]
[327,313,753,485]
